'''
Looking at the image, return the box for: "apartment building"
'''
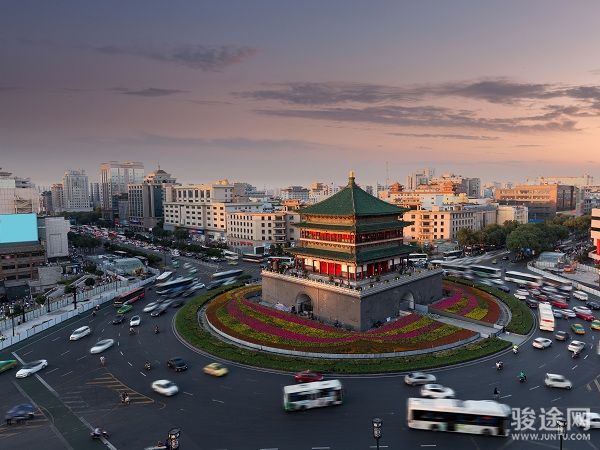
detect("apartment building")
[280,185,309,202]
[308,182,342,204]
[128,168,177,231]
[495,184,578,223]
[50,183,64,213]
[226,211,300,253]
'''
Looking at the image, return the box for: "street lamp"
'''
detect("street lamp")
[372,418,383,450]
[557,419,566,450]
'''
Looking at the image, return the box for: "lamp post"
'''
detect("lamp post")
[557,419,566,450]
[372,418,382,450]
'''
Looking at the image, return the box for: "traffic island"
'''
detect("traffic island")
[174,286,511,373]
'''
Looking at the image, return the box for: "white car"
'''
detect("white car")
[130,315,141,327]
[561,309,576,318]
[568,340,586,353]
[90,339,115,354]
[151,379,179,396]
[544,373,572,390]
[573,306,592,315]
[143,302,160,313]
[419,383,455,399]
[404,372,437,386]
[16,360,48,378]
[188,268,198,274]
[69,326,91,341]
[532,337,553,349]
[574,412,600,429]
[542,286,558,294]
[515,289,529,297]
[514,293,528,301]
[573,291,589,302]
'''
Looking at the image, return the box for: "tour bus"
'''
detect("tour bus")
[283,380,343,412]
[155,277,194,296]
[267,256,295,268]
[441,262,470,278]
[113,287,146,307]
[407,398,511,436]
[443,249,464,261]
[469,265,502,279]
[408,253,429,264]
[242,253,266,263]
[538,302,555,332]
[223,250,239,261]
[211,269,244,282]
[542,274,573,292]
[504,271,543,287]
[155,271,173,283]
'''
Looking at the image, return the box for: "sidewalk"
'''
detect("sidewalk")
[430,314,527,345]
[1,302,78,341]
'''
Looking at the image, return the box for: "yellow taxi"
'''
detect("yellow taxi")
[203,362,229,377]
[591,320,600,331]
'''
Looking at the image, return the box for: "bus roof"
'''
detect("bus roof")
[156,276,193,288]
[212,269,243,278]
[283,380,342,394]
[407,398,510,416]
[156,271,173,282]
[539,303,553,314]
[505,270,541,277]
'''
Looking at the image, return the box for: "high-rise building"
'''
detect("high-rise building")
[62,169,91,212]
[99,161,144,218]
[405,168,435,190]
[495,184,578,223]
[90,182,101,209]
[308,182,342,204]
[280,185,310,202]
[50,184,64,213]
[40,191,53,215]
[128,168,177,231]
[531,174,593,187]
[0,168,40,214]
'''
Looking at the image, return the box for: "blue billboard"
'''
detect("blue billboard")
[0,213,39,244]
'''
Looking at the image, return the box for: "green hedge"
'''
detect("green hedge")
[445,277,533,335]
[175,287,511,373]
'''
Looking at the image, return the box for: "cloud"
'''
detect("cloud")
[430,79,557,104]
[514,144,542,147]
[0,86,22,92]
[92,44,256,71]
[258,105,579,133]
[111,87,187,97]
[188,99,234,106]
[390,132,499,141]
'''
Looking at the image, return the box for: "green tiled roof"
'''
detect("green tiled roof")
[295,220,411,233]
[290,244,416,264]
[299,175,407,217]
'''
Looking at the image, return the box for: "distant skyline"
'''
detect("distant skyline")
[2,1,600,186]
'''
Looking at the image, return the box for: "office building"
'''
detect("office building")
[38,216,70,259]
[50,183,65,213]
[40,191,53,215]
[405,168,435,190]
[62,169,91,212]
[90,182,101,209]
[0,168,40,214]
[496,205,529,225]
[531,174,593,187]
[99,161,144,217]
[308,182,342,204]
[128,168,177,231]
[280,185,310,202]
[495,184,578,223]
[226,211,300,253]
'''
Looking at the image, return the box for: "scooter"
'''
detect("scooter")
[144,362,151,371]
[519,375,527,383]
[154,327,160,334]
[90,429,109,439]
[513,347,519,355]
[572,351,580,359]
[496,362,504,371]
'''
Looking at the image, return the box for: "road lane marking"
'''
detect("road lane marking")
[212,398,225,403]
[60,350,70,356]
[312,447,330,449]
[127,361,132,366]
[538,364,546,368]
[120,351,124,356]
[139,371,147,377]
[554,354,560,359]
[101,328,105,333]
[585,355,589,359]
[529,385,540,390]
[22,350,33,356]
[572,365,578,370]
[46,368,59,374]
[500,394,512,399]
[183,391,194,396]
[51,337,61,342]
[594,379,600,391]
[551,397,561,402]
[61,370,73,377]
[76,355,87,361]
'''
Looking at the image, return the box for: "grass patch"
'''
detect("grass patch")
[175,286,511,373]
[445,277,534,335]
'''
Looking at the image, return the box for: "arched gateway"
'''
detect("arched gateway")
[295,293,313,313]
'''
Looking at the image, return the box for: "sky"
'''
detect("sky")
[2,0,600,188]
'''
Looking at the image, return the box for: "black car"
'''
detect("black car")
[112,315,125,324]
[555,331,570,341]
[586,301,600,310]
[167,357,188,372]
[150,304,169,317]
[5,404,35,424]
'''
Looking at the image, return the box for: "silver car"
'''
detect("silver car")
[404,372,437,386]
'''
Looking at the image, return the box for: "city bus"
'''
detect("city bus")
[155,271,173,283]
[242,253,266,263]
[156,277,194,296]
[443,249,464,261]
[441,262,470,278]
[267,256,294,268]
[407,398,510,436]
[538,302,555,332]
[283,380,343,412]
[542,274,573,292]
[408,253,429,263]
[469,265,502,279]
[113,287,146,307]
[223,250,239,261]
[504,271,542,287]
[211,269,244,282]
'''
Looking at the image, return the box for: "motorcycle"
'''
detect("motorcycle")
[154,327,160,334]
[572,351,580,359]
[496,362,504,371]
[121,395,130,405]
[519,375,527,383]
[513,347,519,355]
[90,428,109,439]
[144,362,151,371]
[129,328,136,335]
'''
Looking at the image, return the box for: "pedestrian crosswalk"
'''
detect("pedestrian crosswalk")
[60,390,91,413]
[86,372,154,405]
[585,374,600,392]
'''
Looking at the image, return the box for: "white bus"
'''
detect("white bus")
[283,380,343,412]
[441,262,470,277]
[242,253,266,263]
[268,256,294,268]
[408,253,429,263]
[443,249,464,261]
[156,276,194,296]
[407,398,510,436]
[469,265,502,279]
[538,302,555,332]
[542,274,573,292]
[212,269,244,282]
[504,271,542,287]
[155,271,173,283]
[223,250,239,261]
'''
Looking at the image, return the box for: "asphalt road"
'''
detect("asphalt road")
[1,254,599,449]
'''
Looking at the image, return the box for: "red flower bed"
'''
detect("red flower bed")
[431,281,501,324]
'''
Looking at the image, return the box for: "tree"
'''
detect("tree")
[506,224,543,255]
[456,228,478,247]
[64,285,76,294]
[34,294,46,307]
[174,228,189,241]
[84,277,95,287]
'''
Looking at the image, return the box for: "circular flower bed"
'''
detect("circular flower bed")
[206,286,477,354]
[430,281,501,324]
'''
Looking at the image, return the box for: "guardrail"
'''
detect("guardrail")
[0,276,157,351]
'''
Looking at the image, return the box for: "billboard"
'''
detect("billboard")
[0,213,39,244]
